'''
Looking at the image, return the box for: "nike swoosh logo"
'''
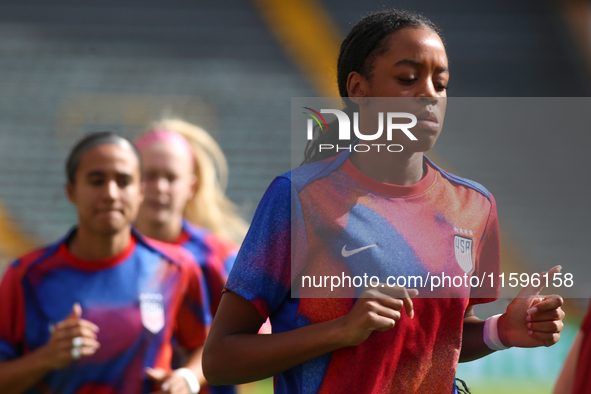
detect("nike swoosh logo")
[341,244,377,257]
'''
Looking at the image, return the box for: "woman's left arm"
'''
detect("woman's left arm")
[459,306,494,362]
[461,266,565,362]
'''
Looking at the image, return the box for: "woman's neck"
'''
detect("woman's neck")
[349,150,425,186]
[69,226,132,261]
[135,215,183,243]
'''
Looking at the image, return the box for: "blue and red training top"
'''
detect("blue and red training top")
[0,228,211,394]
[174,219,238,317]
[225,152,500,394]
[173,220,238,394]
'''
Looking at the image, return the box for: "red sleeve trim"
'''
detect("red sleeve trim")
[0,264,27,358]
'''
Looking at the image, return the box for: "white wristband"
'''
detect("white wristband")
[175,368,201,394]
[483,314,510,351]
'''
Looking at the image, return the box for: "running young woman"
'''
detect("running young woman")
[134,120,249,394]
[0,132,210,394]
[202,10,566,393]
[134,119,247,318]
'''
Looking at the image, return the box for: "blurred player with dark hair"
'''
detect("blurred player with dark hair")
[0,132,210,394]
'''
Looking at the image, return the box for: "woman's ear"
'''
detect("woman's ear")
[137,178,145,204]
[65,182,76,204]
[189,173,198,197]
[346,72,369,105]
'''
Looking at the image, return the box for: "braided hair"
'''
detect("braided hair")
[302,9,444,165]
[455,378,472,394]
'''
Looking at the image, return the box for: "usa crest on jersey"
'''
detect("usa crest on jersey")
[139,293,165,334]
[454,235,473,274]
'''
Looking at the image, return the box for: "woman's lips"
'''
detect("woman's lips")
[416,119,439,125]
[414,113,441,133]
[415,111,438,123]
[147,200,168,210]
[96,209,123,217]
[415,111,440,127]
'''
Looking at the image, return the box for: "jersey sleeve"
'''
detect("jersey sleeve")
[174,253,212,350]
[224,176,293,321]
[210,235,238,275]
[201,259,227,317]
[222,241,238,279]
[0,263,26,361]
[581,300,591,334]
[202,235,238,316]
[573,300,591,393]
[469,193,501,306]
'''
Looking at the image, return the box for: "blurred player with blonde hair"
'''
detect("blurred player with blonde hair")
[135,119,248,394]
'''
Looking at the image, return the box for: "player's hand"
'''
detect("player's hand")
[37,303,100,369]
[498,265,565,348]
[146,368,193,394]
[340,285,418,347]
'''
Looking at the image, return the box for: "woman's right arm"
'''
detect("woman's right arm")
[0,304,100,394]
[203,177,416,384]
[0,346,59,394]
[203,286,416,385]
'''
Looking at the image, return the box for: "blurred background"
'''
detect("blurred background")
[1,0,590,392]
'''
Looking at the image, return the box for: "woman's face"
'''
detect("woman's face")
[137,139,196,227]
[349,27,449,152]
[66,143,143,236]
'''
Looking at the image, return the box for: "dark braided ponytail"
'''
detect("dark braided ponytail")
[455,378,472,394]
[302,9,444,165]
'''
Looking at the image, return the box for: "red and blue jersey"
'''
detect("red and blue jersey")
[225,152,500,394]
[573,300,591,393]
[174,220,238,394]
[0,228,211,394]
[175,219,238,317]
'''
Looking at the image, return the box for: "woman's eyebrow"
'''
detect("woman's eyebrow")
[86,170,133,178]
[394,59,420,67]
[86,170,105,178]
[394,58,449,72]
